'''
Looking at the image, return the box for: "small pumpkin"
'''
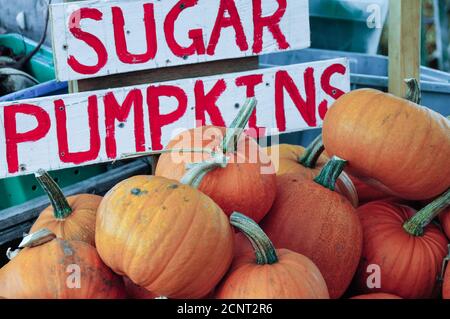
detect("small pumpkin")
[439,208,450,239]
[215,213,329,299]
[350,293,402,299]
[353,190,450,299]
[123,277,158,299]
[265,135,358,207]
[261,157,363,299]
[95,175,234,299]
[155,99,276,222]
[29,170,102,246]
[0,229,125,299]
[323,87,450,200]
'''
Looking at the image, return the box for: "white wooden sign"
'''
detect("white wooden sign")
[0,59,349,178]
[51,0,310,81]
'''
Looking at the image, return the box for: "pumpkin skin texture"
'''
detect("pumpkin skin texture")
[95,175,234,299]
[439,208,450,239]
[0,238,125,299]
[350,293,402,299]
[30,194,102,246]
[123,277,158,299]
[216,213,329,299]
[155,126,276,222]
[265,144,358,207]
[261,173,363,299]
[323,89,450,200]
[354,201,448,299]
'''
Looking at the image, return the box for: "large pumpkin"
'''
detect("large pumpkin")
[95,175,234,299]
[440,208,450,239]
[0,230,125,299]
[323,88,450,200]
[155,100,276,222]
[265,135,358,207]
[353,191,449,299]
[215,213,329,299]
[30,170,102,246]
[261,157,363,298]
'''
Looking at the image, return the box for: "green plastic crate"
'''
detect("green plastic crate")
[0,33,108,209]
[0,33,55,83]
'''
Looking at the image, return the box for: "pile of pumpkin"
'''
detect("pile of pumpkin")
[0,84,449,300]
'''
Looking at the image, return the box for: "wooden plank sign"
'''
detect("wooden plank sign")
[50,0,310,81]
[0,58,349,178]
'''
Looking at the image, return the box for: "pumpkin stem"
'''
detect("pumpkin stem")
[313,156,348,191]
[230,212,278,265]
[180,153,229,188]
[221,98,257,154]
[18,228,56,248]
[404,78,421,104]
[35,169,72,220]
[298,134,325,168]
[403,188,450,236]
[120,148,215,160]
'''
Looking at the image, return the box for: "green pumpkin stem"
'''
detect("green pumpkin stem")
[221,98,257,154]
[35,169,72,220]
[403,188,450,237]
[230,212,278,265]
[298,134,325,168]
[180,153,229,188]
[313,156,348,191]
[404,78,421,104]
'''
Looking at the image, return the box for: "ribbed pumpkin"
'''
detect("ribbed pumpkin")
[95,175,234,299]
[440,208,450,239]
[323,88,450,200]
[350,293,402,299]
[353,191,450,299]
[265,135,358,207]
[155,100,276,222]
[215,213,329,299]
[123,277,158,299]
[261,157,363,299]
[0,229,125,299]
[29,170,102,246]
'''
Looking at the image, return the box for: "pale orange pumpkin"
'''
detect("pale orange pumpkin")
[0,230,125,299]
[95,175,234,299]
[215,213,329,299]
[30,170,102,246]
[323,88,450,200]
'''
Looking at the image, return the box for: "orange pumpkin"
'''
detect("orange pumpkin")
[353,192,449,299]
[350,293,402,299]
[215,213,329,299]
[123,277,158,299]
[95,175,234,299]
[156,100,276,222]
[30,170,102,246]
[265,135,358,207]
[323,88,450,200]
[440,208,450,239]
[0,230,125,299]
[261,157,363,299]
